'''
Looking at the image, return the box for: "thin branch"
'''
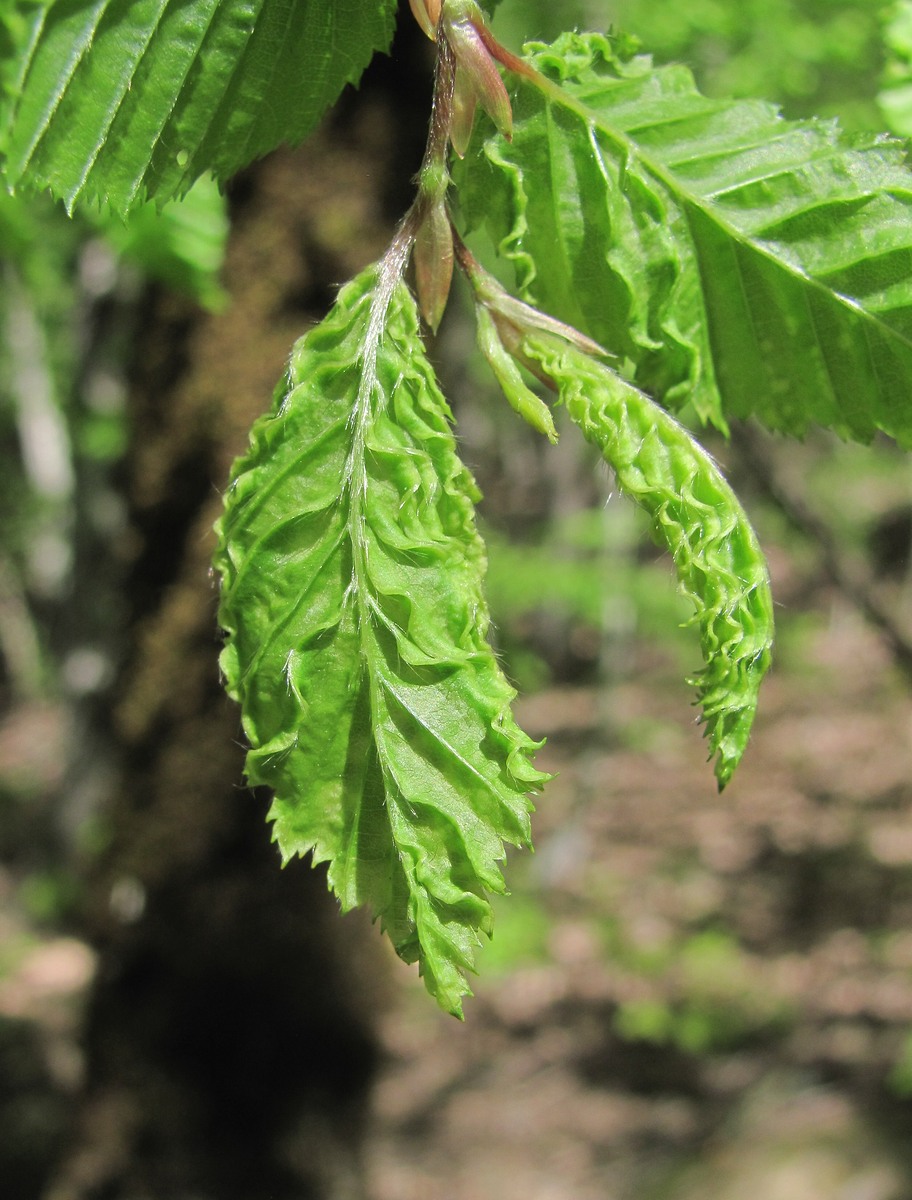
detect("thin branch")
[731,424,912,685]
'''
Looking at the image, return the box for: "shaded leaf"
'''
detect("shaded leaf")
[98,175,229,309]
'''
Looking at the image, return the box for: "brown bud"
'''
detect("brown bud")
[444,10,512,141]
[413,198,454,333]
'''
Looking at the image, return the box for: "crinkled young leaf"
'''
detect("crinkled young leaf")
[518,331,773,787]
[457,31,912,446]
[214,265,547,1016]
[1,0,398,214]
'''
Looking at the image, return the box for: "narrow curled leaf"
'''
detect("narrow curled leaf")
[517,332,773,787]
[475,304,558,442]
[1,0,398,214]
[214,266,547,1016]
[457,31,912,446]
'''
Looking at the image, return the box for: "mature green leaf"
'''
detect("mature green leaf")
[516,331,773,787]
[214,265,547,1016]
[1,0,398,214]
[457,31,912,446]
[0,0,44,113]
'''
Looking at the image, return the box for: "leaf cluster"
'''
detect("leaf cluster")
[457,31,912,447]
[1,0,398,214]
[4,1,912,1013]
[215,267,548,1014]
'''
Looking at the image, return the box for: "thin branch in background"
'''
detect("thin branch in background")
[0,555,46,702]
[730,423,912,686]
[3,265,75,601]
[4,266,74,504]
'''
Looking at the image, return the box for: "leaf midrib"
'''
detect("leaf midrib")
[527,68,912,361]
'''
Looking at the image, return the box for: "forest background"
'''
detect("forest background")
[4,0,912,1197]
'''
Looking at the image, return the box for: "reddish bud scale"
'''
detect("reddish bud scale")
[414,198,455,332]
[408,0,440,39]
[469,16,540,83]
[446,16,513,140]
[450,67,478,158]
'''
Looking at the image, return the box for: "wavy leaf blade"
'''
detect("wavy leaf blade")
[214,266,546,1016]
[2,0,398,214]
[519,333,773,786]
[457,32,912,446]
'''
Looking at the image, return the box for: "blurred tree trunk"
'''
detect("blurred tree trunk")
[47,31,430,1200]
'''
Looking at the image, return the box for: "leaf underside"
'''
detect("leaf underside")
[457,31,912,446]
[1,0,398,214]
[214,266,548,1016]
[519,333,774,787]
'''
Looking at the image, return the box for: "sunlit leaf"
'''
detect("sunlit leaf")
[514,330,774,787]
[214,265,548,1015]
[458,31,912,446]
[1,0,398,214]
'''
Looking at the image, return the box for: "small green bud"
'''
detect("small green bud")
[450,67,478,158]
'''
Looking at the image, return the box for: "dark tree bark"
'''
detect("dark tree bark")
[47,31,431,1200]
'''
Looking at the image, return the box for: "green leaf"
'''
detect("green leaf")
[0,1,44,113]
[214,264,547,1016]
[457,31,912,446]
[517,331,773,787]
[1,0,398,215]
[475,304,558,442]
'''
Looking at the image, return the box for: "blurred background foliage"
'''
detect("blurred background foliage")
[0,177,228,913]
[494,0,890,126]
[3,1,912,1197]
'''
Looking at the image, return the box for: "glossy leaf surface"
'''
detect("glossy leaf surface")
[2,0,398,213]
[458,31,912,445]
